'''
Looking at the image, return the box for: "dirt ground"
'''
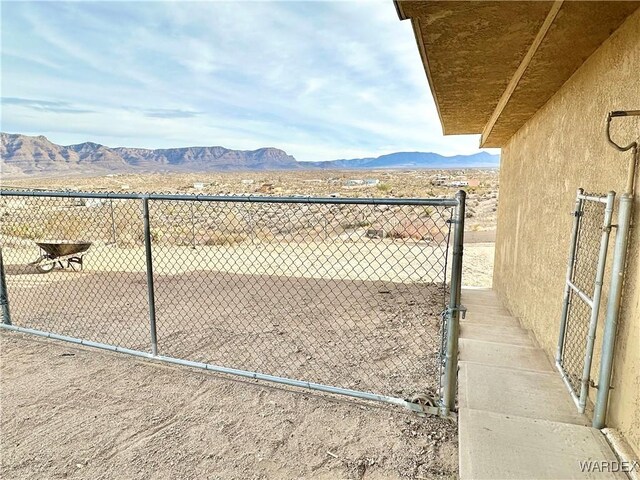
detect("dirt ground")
[3,267,446,398]
[0,240,492,479]
[0,332,457,480]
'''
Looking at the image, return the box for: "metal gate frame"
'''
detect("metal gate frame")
[556,188,615,413]
[0,189,466,418]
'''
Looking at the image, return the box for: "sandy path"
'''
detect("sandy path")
[2,241,494,286]
[460,243,494,287]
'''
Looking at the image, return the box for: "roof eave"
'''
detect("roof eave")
[393,0,408,21]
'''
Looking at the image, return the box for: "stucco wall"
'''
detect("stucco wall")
[494,9,640,455]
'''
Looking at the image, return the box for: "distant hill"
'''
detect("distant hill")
[0,132,499,178]
[305,151,499,169]
[0,133,299,177]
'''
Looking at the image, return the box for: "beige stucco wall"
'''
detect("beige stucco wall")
[494,9,640,455]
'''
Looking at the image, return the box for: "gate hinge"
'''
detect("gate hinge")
[448,305,467,319]
[590,379,614,390]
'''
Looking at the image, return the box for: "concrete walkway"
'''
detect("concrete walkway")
[458,287,623,479]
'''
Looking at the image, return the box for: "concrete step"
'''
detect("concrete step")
[461,287,499,301]
[464,303,512,316]
[461,287,514,317]
[457,287,621,480]
[462,311,521,326]
[459,362,588,425]
[459,408,624,479]
[460,323,535,346]
[459,338,554,373]
[461,289,501,303]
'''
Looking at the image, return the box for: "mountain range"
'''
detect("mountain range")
[0,132,499,178]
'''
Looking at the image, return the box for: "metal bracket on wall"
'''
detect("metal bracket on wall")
[590,379,614,391]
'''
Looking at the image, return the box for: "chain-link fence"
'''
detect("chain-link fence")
[0,190,465,416]
[557,190,615,413]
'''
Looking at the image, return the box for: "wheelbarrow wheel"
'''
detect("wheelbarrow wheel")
[36,262,55,273]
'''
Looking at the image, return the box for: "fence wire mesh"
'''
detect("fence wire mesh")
[0,192,459,404]
[561,195,607,395]
[0,196,150,349]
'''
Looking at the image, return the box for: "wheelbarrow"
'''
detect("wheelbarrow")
[30,241,92,273]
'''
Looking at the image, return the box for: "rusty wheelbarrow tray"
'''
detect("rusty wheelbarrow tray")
[30,241,92,273]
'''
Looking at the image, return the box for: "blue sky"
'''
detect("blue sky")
[1,0,495,161]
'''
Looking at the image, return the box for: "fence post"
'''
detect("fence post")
[556,188,584,364]
[593,193,633,428]
[441,190,465,416]
[0,247,12,325]
[142,197,158,356]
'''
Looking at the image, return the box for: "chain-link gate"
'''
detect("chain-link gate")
[556,189,615,413]
[0,189,466,417]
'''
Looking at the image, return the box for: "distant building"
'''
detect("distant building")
[447,180,469,187]
[344,179,365,187]
[431,175,448,186]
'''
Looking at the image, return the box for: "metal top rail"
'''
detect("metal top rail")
[0,189,459,207]
[577,191,615,204]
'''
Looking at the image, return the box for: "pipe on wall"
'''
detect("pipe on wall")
[593,112,639,429]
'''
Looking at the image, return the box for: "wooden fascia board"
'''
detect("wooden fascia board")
[480,0,564,147]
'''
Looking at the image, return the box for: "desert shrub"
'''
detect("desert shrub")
[1,222,44,240]
[386,219,445,242]
[136,227,164,243]
[204,232,246,246]
[42,210,92,240]
[150,228,163,242]
[422,206,435,218]
[3,208,94,241]
[341,219,371,229]
[376,183,392,193]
